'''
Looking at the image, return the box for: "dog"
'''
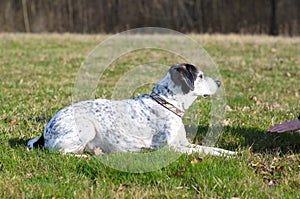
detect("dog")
[28,63,235,156]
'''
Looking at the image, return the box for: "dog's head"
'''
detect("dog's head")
[169,63,221,97]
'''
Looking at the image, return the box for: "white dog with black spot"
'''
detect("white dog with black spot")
[28,63,236,156]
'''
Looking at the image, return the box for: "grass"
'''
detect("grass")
[1,33,300,198]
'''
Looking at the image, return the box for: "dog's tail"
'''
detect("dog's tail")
[27,134,44,149]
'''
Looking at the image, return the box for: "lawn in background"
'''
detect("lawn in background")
[0,34,299,198]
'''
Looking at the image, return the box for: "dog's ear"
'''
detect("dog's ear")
[170,63,198,94]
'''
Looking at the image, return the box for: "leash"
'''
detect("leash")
[150,93,184,117]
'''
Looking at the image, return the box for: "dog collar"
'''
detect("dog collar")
[150,93,184,117]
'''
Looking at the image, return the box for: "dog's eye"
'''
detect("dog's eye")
[199,74,203,79]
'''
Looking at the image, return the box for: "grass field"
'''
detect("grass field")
[1,33,300,198]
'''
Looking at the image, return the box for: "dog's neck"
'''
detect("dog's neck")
[151,73,198,112]
[150,93,184,117]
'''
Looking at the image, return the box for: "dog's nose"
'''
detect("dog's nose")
[215,80,221,87]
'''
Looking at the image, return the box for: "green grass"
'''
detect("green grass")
[1,33,300,198]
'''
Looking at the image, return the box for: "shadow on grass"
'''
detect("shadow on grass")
[235,126,299,154]
[204,125,300,154]
[8,138,29,148]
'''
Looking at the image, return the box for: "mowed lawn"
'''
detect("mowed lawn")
[0,33,300,198]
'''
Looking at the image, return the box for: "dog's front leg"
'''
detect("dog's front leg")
[175,143,237,157]
[167,124,236,156]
